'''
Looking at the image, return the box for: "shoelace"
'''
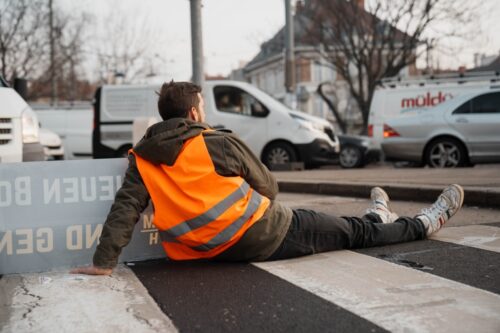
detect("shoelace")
[421,196,449,221]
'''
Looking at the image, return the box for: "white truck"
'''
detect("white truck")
[368,71,500,150]
[0,75,44,163]
[92,80,340,169]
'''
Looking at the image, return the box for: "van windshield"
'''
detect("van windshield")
[241,83,295,114]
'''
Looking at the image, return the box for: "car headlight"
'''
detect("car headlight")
[22,108,40,143]
[295,118,324,132]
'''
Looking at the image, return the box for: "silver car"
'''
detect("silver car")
[382,88,500,167]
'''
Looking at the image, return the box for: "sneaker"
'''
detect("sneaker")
[366,187,399,223]
[416,184,464,236]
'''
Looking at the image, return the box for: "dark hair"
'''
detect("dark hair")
[157,81,202,120]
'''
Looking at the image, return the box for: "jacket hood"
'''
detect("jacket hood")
[133,118,210,165]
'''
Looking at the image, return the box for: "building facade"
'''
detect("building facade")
[234,0,417,134]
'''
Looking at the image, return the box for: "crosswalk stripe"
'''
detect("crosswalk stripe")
[430,225,500,253]
[254,250,500,333]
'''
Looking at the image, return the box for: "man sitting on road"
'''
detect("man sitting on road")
[72,81,464,275]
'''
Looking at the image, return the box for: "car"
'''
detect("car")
[381,88,500,167]
[338,135,380,168]
[39,127,64,160]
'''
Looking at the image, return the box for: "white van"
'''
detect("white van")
[92,80,340,168]
[33,103,93,159]
[368,72,500,150]
[0,75,44,163]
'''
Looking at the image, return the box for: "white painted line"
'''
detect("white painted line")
[254,251,500,333]
[431,225,500,253]
[0,265,177,333]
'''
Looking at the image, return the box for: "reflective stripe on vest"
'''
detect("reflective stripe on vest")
[159,186,263,252]
[131,130,270,260]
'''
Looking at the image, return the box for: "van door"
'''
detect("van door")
[449,91,500,160]
[208,85,269,156]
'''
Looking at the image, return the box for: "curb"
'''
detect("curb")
[277,181,500,209]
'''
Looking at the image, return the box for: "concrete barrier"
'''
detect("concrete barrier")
[0,159,165,275]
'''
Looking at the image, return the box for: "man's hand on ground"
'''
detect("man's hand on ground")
[70,265,113,276]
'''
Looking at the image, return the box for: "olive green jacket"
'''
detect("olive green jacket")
[93,118,292,268]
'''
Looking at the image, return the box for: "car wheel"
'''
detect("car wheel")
[263,142,297,169]
[339,144,363,168]
[425,138,467,168]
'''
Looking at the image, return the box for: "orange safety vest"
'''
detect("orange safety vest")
[131,131,270,260]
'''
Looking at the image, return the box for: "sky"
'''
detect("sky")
[67,0,500,81]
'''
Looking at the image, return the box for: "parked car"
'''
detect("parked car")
[33,103,93,159]
[368,72,499,156]
[39,127,64,160]
[338,135,380,168]
[381,88,500,167]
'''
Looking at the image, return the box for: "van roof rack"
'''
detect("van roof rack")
[378,71,500,88]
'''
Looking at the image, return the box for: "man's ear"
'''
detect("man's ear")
[188,107,198,121]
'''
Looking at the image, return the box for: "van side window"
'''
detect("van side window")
[453,101,471,114]
[471,92,500,114]
[214,86,269,118]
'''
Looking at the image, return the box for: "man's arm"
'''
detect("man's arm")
[71,154,150,275]
[205,132,278,200]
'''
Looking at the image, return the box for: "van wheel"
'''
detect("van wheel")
[425,138,467,168]
[339,144,364,168]
[263,142,297,169]
[116,144,133,158]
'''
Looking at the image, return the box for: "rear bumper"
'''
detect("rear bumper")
[296,139,340,166]
[23,142,45,162]
[382,139,425,162]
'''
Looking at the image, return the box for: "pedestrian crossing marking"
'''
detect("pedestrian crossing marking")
[431,225,500,253]
[254,250,500,333]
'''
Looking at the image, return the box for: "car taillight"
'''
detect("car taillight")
[383,124,400,138]
[367,124,373,137]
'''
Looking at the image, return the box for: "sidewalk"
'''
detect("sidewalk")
[273,165,500,208]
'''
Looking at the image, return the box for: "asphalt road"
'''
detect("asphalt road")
[129,193,500,333]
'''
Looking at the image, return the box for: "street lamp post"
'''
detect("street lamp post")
[284,0,296,108]
[190,0,204,86]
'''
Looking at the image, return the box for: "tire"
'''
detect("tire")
[116,144,133,158]
[425,138,467,168]
[339,144,364,168]
[263,142,297,170]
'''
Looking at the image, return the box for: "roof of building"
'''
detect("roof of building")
[244,1,410,72]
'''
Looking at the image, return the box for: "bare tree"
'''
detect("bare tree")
[91,2,168,84]
[0,0,90,100]
[0,0,49,82]
[301,0,479,133]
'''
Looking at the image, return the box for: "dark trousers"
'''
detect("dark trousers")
[267,209,426,261]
